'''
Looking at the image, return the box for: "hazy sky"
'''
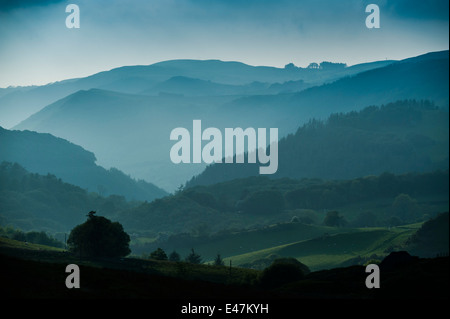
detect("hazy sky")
[0,0,448,88]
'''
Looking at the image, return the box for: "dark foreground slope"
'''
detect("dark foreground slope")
[1,239,448,302]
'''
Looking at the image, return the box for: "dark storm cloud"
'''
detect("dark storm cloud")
[1,0,448,21]
[383,0,449,21]
[187,0,449,21]
[0,0,66,12]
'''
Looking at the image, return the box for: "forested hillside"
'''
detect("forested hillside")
[120,169,449,235]
[0,162,137,233]
[187,100,449,187]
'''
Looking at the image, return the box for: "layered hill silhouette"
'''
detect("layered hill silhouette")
[0,58,393,129]
[219,50,449,135]
[9,51,450,191]
[0,127,167,201]
[12,89,220,191]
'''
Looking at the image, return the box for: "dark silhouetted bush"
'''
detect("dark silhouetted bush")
[259,257,309,289]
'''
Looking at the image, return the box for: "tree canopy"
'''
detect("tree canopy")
[185,248,202,264]
[323,211,347,227]
[150,247,168,260]
[67,211,130,258]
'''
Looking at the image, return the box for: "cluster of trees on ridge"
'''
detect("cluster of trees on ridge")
[121,169,449,236]
[0,226,64,248]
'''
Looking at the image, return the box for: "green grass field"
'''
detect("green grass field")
[131,222,356,263]
[130,219,426,272]
[0,236,64,252]
[223,223,422,271]
[188,223,349,260]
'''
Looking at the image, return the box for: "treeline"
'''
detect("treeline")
[283,170,449,210]
[121,168,449,238]
[181,170,448,213]
[0,225,64,248]
[2,160,448,239]
[143,247,206,265]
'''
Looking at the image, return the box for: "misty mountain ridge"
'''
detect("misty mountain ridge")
[222,51,449,135]
[10,51,449,192]
[12,88,233,191]
[0,57,395,129]
[139,76,312,97]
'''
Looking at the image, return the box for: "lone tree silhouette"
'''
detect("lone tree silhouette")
[150,247,168,260]
[323,211,347,227]
[67,211,130,258]
[185,248,202,264]
[214,253,225,266]
[169,250,181,262]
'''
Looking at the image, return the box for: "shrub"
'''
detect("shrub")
[259,257,309,289]
[149,247,168,260]
[169,250,181,262]
[185,248,202,264]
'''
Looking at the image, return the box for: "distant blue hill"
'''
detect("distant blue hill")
[0,57,394,129]
[9,51,449,191]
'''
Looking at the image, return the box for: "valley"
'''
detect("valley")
[1,51,448,301]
